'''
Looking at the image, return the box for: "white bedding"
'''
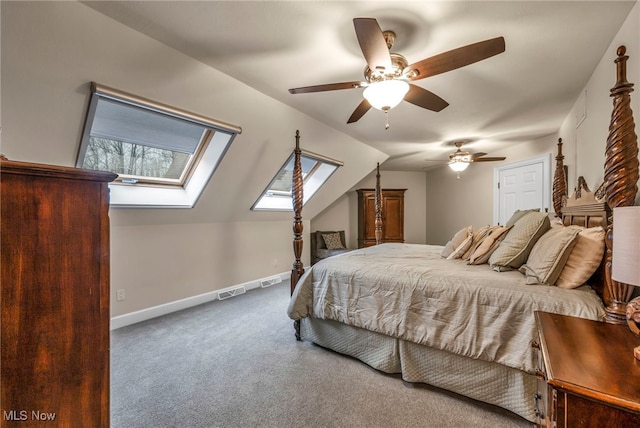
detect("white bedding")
[288,243,606,373]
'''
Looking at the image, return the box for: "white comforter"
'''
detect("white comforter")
[288,243,606,373]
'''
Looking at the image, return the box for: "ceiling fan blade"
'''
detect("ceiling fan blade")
[353,18,392,72]
[404,84,449,112]
[347,99,372,124]
[470,152,487,159]
[289,81,364,94]
[473,156,506,162]
[404,36,505,81]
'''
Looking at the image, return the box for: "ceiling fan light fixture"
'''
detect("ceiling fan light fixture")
[448,160,470,172]
[363,79,409,111]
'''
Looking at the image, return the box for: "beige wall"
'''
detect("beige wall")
[110,220,308,315]
[312,170,428,247]
[1,2,386,317]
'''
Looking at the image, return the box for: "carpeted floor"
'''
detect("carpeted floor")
[111,282,533,427]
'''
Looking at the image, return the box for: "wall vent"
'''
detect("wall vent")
[217,285,246,301]
[260,276,282,288]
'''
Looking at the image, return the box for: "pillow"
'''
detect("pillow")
[461,225,491,260]
[322,232,345,250]
[518,226,581,285]
[489,212,551,271]
[446,232,474,260]
[468,225,511,265]
[505,208,541,228]
[441,226,472,258]
[556,226,606,289]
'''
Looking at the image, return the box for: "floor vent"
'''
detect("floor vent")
[218,286,246,301]
[260,276,282,288]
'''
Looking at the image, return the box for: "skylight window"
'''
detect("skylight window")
[77,83,241,208]
[252,151,342,211]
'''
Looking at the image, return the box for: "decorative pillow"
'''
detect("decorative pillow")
[518,226,581,285]
[489,212,550,271]
[446,232,474,260]
[322,232,345,250]
[461,225,491,260]
[441,226,473,258]
[467,225,511,265]
[505,208,541,228]
[556,226,606,289]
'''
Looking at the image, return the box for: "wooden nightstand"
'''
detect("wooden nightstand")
[534,311,640,427]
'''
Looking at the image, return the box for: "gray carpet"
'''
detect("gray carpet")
[111,282,533,428]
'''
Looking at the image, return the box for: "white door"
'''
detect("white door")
[494,155,551,225]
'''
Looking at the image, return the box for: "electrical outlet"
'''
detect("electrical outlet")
[116,289,126,301]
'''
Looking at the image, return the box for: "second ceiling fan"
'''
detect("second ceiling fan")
[289,18,506,125]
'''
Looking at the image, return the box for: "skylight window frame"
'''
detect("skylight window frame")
[77,83,241,208]
[251,150,342,211]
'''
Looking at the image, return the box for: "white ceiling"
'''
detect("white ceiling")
[84,1,635,171]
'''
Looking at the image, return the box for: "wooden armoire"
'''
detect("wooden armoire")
[356,188,406,248]
[1,158,116,427]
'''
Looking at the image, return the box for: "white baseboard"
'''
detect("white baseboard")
[110,271,291,330]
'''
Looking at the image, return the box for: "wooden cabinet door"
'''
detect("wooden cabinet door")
[381,190,404,242]
[357,189,406,247]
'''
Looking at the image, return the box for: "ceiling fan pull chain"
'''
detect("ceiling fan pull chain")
[384,108,390,130]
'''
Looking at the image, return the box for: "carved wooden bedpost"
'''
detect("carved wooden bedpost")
[374,163,383,245]
[291,130,305,296]
[603,46,639,324]
[552,138,567,217]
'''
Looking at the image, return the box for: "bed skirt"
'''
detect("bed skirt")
[300,317,538,423]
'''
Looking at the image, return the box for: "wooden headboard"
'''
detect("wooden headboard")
[554,46,639,324]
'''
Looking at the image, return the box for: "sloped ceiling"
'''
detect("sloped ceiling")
[1,1,387,225]
[84,1,636,170]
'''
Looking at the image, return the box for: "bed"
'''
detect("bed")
[287,46,639,424]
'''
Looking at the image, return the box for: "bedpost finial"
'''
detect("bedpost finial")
[556,138,564,158]
[613,45,631,92]
[295,130,300,150]
[618,45,627,57]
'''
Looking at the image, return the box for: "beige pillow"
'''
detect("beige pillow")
[505,208,541,228]
[441,226,472,258]
[468,226,511,265]
[447,233,474,260]
[489,212,551,271]
[461,225,491,260]
[556,226,606,289]
[519,226,581,285]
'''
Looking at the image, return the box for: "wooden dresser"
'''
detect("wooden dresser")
[534,311,640,427]
[356,188,406,248]
[1,159,116,427]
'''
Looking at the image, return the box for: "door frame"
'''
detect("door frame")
[493,153,552,225]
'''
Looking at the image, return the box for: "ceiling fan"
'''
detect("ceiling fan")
[445,141,506,175]
[288,18,506,127]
